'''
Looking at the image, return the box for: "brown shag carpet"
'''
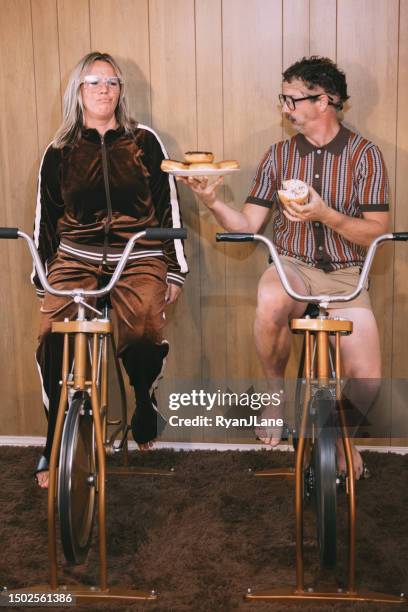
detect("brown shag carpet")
[0,447,407,612]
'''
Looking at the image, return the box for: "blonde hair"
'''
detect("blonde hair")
[53,51,136,148]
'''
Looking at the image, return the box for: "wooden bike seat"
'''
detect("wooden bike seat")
[52,320,113,334]
[290,318,353,334]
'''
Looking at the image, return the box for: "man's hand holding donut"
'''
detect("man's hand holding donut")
[283,185,329,223]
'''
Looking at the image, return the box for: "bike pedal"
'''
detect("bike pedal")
[336,472,347,489]
[362,463,371,479]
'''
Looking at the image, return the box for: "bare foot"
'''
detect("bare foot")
[255,392,284,447]
[336,439,364,480]
[35,470,49,489]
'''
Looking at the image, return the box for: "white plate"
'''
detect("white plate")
[164,167,240,177]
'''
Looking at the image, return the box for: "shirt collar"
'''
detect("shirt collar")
[81,125,124,143]
[295,123,350,157]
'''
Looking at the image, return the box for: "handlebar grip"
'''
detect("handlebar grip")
[216,232,254,242]
[144,228,187,240]
[392,232,408,241]
[0,227,19,239]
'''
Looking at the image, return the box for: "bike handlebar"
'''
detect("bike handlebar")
[144,227,187,240]
[392,232,408,241]
[0,228,187,299]
[216,232,255,242]
[0,227,19,239]
[216,231,402,307]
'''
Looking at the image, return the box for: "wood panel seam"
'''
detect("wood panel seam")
[147,0,152,126]
[390,0,402,386]
[56,0,63,116]
[194,0,199,151]
[29,0,41,161]
[220,0,227,381]
[88,0,92,49]
[335,0,338,61]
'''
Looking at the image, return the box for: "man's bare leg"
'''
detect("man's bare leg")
[253,274,381,480]
[331,307,382,479]
[254,265,307,445]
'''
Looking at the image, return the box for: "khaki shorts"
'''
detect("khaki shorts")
[275,255,371,310]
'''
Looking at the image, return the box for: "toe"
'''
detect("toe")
[138,439,156,451]
[36,471,49,489]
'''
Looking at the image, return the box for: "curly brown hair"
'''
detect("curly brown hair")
[283,56,349,110]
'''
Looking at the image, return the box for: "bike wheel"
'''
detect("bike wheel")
[311,388,337,569]
[58,391,96,564]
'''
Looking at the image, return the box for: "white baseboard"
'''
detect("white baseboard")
[0,436,46,447]
[0,436,407,454]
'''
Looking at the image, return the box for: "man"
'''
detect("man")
[180,56,389,479]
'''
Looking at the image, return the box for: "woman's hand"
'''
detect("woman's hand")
[177,175,224,209]
[165,282,183,305]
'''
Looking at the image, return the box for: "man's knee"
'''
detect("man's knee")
[256,283,294,327]
[256,265,307,327]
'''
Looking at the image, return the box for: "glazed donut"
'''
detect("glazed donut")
[184,151,214,164]
[278,179,309,205]
[188,162,217,171]
[216,160,240,170]
[161,159,189,172]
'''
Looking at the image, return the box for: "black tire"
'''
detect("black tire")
[310,388,337,568]
[58,391,96,565]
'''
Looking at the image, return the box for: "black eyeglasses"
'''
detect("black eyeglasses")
[278,93,335,111]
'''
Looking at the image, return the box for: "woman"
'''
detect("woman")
[33,52,188,488]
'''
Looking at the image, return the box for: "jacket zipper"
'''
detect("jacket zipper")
[100,134,113,265]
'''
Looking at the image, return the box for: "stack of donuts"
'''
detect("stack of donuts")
[161,151,239,173]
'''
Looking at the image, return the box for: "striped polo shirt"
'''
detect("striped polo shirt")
[246,124,389,271]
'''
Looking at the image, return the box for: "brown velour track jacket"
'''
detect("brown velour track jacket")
[32,123,188,297]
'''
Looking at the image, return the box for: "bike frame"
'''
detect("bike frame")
[217,231,407,605]
[0,227,186,604]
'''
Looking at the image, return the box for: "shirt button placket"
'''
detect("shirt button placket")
[312,149,327,267]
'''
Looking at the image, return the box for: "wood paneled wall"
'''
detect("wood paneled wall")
[0,0,407,445]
